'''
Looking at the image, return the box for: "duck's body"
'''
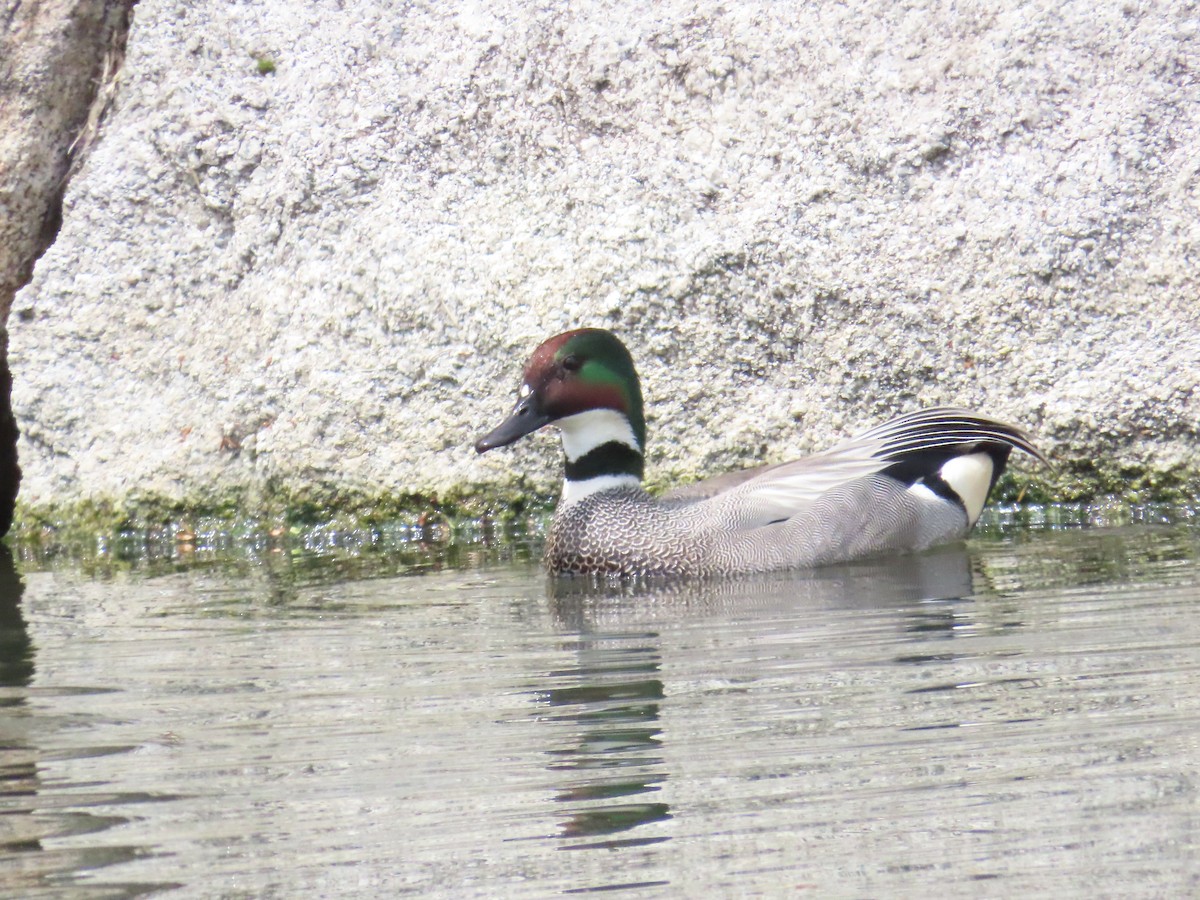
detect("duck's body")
[476,329,1045,578]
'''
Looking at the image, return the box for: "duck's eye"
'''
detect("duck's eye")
[561,354,583,372]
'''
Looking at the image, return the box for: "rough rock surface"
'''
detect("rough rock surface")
[10,0,1200,520]
[1,0,132,532]
[1,0,121,319]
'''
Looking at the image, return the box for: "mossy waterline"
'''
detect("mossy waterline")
[7,464,1198,572]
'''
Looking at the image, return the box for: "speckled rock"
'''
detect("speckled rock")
[1,0,123,319]
[1,0,132,532]
[9,0,1200,520]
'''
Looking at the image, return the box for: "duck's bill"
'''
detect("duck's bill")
[474,394,552,453]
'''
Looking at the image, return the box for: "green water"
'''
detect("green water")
[1,512,1198,896]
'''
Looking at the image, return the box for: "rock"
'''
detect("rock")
[9,0,1200,523]
[0,0,133,532]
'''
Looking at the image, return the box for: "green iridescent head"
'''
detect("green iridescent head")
[475,328,646,454]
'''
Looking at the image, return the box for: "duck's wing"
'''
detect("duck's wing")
[698,407,1045,529]
[660,460,788,503]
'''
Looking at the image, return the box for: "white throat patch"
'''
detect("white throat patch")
[556,408,641,462]
[560,473,641,507]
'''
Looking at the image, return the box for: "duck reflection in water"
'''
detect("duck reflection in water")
[535,545,978,850]
[534,627,672,849]
[547,543,975,628]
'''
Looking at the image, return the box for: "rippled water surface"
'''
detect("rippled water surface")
[2,520,1199,897]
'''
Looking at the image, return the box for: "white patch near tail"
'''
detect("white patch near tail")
[561,473,641,507]
[557,409,640,461]
[939,452,994,526]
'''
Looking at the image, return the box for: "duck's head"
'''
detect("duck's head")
[475,329,646,495]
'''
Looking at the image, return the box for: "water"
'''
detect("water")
[2,519,1199,897]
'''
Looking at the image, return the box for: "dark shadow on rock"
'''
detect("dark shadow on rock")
[0,329,19,537]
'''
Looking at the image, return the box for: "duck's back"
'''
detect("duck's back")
[717,473,970,572]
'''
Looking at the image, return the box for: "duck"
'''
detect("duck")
[475,328,1045,577]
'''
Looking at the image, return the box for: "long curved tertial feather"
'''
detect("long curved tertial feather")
[854,408,1046,463]
[683,407,1044,529]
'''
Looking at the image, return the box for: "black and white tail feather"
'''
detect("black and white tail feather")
[860,408,1044,462]
[670,406,1045,531]
[862,407,1046,526]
